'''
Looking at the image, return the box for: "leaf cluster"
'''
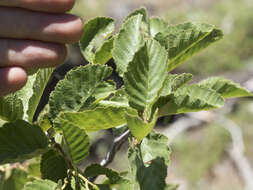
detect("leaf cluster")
[0,7,251,190]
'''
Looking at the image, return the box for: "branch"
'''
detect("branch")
[217,115,253,190]
[100,129,131,167]
[89,129,130,182]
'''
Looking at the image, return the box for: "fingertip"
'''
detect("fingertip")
[0,67,27,96]
[61,16,84,44]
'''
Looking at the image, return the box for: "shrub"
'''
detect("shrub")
[0,8,251,190]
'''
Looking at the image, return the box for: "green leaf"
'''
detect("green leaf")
[59,122,90,165]
[158,85,224,116]
[49,65,112,119]
[165,184,179,190]
[79,17,115,63]
[160,73,193,97]
[0,68,53,123]
[41,149,68,182]
[26,68,54,122]
[128,131,171,190]
[93,37,114,65]
[37,105,52,132]
[0,120,48,164]
[1,169,29,190]
[93,80,116,101]
[57,106,127,132]
[125,111,158,142]
[27,161,41,178]
[70,177,87,190]
[0,94,23,122]
[113,14,144,76]
[149,17,168,37]
[124,39,168,118]
[140,132,171,166]
[124,7,148,23]
[110,88,129,103]
[23,179,58,190]
[84,164,133,190]
[155,22,223,71]
[84,164,125,184]
[199,77,252,98]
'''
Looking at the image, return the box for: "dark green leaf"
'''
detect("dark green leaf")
[41,149,68,182]
[0,120,48,164]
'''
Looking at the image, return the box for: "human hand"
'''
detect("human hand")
[0,0,83,96]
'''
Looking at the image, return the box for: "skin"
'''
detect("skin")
[0,0,83,96]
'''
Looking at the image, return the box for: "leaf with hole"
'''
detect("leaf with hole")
[79,17,115,64]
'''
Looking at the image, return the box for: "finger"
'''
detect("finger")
[0,67,27,96]
[0,39,67,68]
[0,0,75,13]
[0,7,83,44]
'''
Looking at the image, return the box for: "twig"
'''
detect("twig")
[100,129,131,167]
[72,171,98,190]
[163,110,253,190]
[217,115,253,190]
[89,129,130,182]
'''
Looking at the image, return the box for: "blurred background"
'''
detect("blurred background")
[58,0,253,190]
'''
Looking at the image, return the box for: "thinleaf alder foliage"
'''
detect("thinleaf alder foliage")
[0,8,251,190]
